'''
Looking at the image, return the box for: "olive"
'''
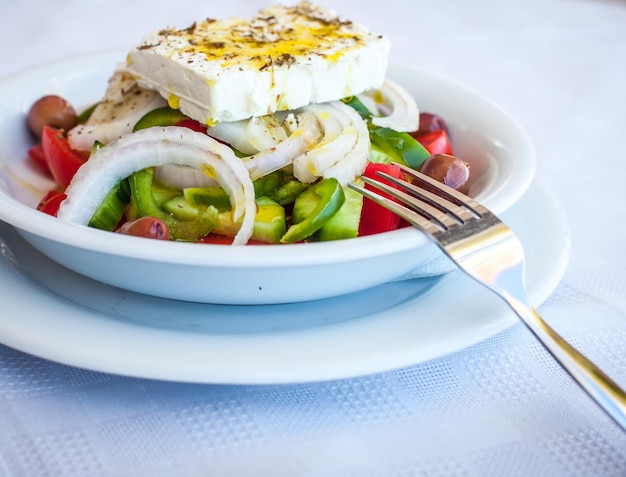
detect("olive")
[419,153,470,194]
[116,217,170,240]
[27,95,78,138]
[417,113,449,135]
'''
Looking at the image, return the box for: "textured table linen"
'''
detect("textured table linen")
[1,0,626,476]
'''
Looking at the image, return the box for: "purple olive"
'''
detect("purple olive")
[116,217,170,240]
[27,95,78,138]
[417,113,449,135]
[419,153,470,194]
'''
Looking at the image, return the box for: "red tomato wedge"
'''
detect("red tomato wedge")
[36,190,66,216]
[175,118,208,133]
[358,162,404,236]
[414,129,454,156]
[40,126,88,189]
[27,143,50,173]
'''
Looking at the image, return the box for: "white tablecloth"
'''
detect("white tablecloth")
[1,1,625,475]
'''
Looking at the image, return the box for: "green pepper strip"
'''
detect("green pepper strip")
[129,168,217,242]
[133,106,188,132]
[270,179,309,206]
[371,127,431,170]
[253,170,285,198]
[342,96,431,170]
[90,140,104,156]
[342,96,372,120]
[280,178,345,244]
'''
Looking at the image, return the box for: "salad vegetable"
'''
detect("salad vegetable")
[36,190,67,217]
[40,126,88,189]
[361,78,420,132]
[358,162,404,236]
[281,178,345,244]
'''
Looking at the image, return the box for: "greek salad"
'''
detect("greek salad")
[26,83,468,245]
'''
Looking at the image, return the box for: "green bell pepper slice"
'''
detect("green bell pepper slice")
[280,178,345,244]
[133,106,188,132]
[183,186,232,211]
[128,168,217,242]
[270,179,309,206]
[370,127,430,170]
[253,170,285,198]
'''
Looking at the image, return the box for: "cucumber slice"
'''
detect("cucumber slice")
[214,197,286,244]
[164,195,202,221]
[88,180,130,231]
[316,185,363,241]
[252,197,287,244]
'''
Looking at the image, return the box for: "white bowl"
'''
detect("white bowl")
[0,50,535,304]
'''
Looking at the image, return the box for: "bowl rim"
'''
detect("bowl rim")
[0,49,535,268]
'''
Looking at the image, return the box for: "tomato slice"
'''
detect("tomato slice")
[27,143,50,173]
[36,190,67,216]
[358,162,404,236]
[414,129,454,156]
[175,118,208,133]
[41,126,88,189]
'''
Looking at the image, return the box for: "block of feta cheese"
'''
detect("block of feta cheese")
[126,1,390,124]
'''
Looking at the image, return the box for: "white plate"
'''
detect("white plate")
[0,180,569,384]
[0,50,536,304]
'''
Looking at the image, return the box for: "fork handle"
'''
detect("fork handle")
[513,302,626,430]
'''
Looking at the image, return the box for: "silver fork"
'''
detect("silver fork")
[348,163,626,430]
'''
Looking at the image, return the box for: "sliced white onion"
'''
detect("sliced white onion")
[292,103,355,183]
[208,115,288,155]
[321,102,371,185]
[154,164,219,188]
[58,126,256,245]
[68,68,167,151]
[243,111,321,180]
[360,78,419,132]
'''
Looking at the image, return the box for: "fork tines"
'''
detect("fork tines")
[349,162,486,235]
